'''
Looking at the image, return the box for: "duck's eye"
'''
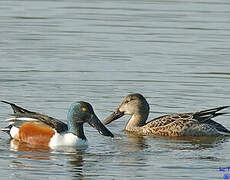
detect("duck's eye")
[81,107,87,112]
[130,97,135,101]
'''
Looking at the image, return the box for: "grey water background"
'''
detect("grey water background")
[0,0,230,179]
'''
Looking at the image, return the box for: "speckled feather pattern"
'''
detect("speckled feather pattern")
[109,93,230,137]
[131,113,224,136]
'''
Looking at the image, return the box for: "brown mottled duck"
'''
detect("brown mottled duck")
[103,93,230,136]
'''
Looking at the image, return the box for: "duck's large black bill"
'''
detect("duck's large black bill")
[88,114,114,137]
[103,111,124,125]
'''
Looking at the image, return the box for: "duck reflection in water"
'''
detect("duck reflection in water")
[158,136,227,150]
[119,132,149,152]
[68,152,85,179]
[123,133,226,152]
[9,138,85,179]
[10,139,51,160]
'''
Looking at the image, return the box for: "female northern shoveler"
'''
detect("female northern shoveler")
[1,101,113,147]
[103,93,230,136]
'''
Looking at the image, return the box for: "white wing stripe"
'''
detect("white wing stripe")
[5,117,38,122]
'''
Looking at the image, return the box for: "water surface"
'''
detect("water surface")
[0,0,230,179]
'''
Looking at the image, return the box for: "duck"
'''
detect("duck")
[1,101,113,147]
[103,93,230,136]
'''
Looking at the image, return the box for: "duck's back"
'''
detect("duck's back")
[140,106,230,136]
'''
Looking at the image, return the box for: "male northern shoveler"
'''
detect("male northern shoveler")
[1,101,113,147]
[103,93,230,136]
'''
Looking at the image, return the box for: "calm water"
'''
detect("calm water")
[0,0,230,179]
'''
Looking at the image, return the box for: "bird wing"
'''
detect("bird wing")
[2,101,68,133]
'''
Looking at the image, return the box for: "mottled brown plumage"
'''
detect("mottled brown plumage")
[103,93,230,136]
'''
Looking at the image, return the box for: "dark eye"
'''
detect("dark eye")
[124,99,131,104]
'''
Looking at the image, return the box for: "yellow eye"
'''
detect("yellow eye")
[82,107,87,112]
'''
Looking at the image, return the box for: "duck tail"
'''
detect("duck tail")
[1,101,32,114]
[194,106,229,122]
[217,130,230,136]
[0,125,12,135]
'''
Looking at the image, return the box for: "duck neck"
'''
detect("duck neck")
[125,112,148,131]
[67,121,87,140]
